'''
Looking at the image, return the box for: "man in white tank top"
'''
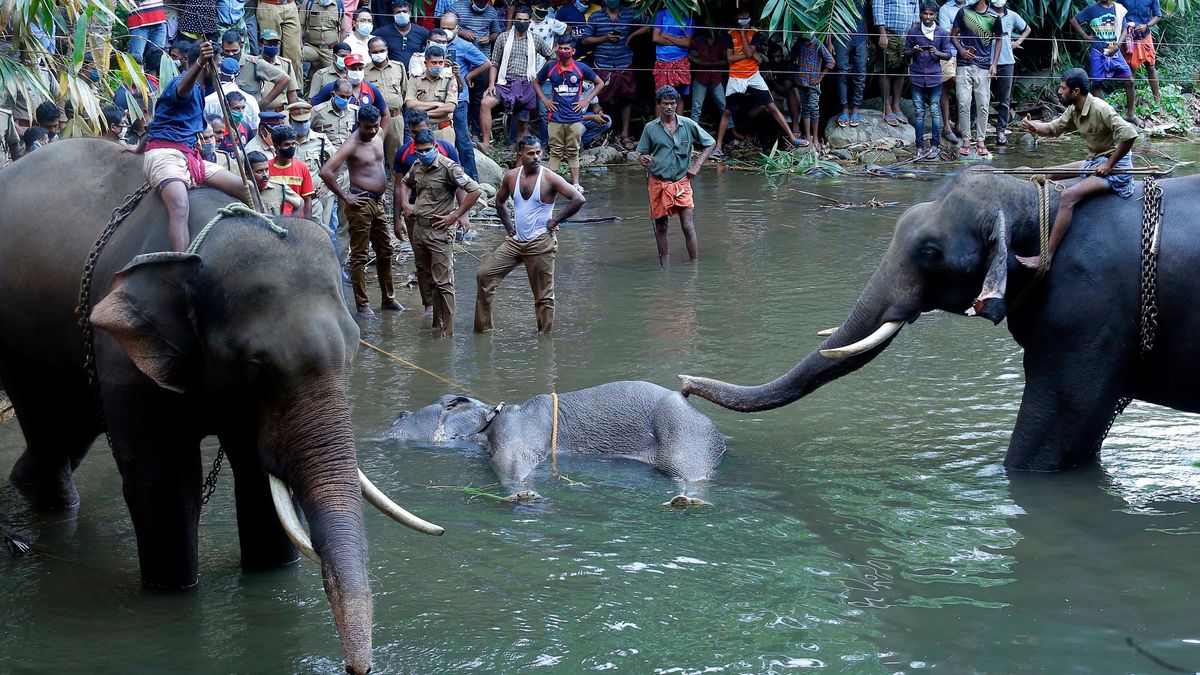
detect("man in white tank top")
[474,135,585,334]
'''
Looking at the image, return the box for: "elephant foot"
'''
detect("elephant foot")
[9,451,80,512]
[663,495,712,509]
[503,490,540,503]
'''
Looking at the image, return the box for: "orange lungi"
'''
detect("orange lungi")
[1125,33,1156,69]
[648,175,694,220]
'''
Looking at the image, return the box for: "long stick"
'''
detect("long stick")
[983,165,1168,176]
[210,50,265,212]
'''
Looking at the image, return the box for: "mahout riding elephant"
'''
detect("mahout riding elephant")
[682,170,1200,471]
[389,381,727,495]
[0,139,441,675]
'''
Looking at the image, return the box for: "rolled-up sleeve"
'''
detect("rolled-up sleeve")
[1046,107,1076,136]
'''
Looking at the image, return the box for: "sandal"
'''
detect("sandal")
[849,113,861,127]
[975,143,990,157]
[837,113,849,128]
[884,113,898,126]
[794,138,811,148]
[958,145,971,157]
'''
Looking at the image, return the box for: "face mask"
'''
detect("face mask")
[737,17,751,26]
[418,148,438,165]
[557,49,572,61]
[534,9,548,19]
[262,45,280,59]
[357,22,373,36]
[291,121,310,136]
[279,146,297,160]
[394,12,410,26]
[471,1,487,13]
[335,56,347,70]
[515,20,530,31]
[370,52,388,64]
[990,0,1006,6]
[347,70,365,84]
[574,0,587,10]
[332,95,350,110]
[172,58,183,68]
[256,177,270,189]
[88,70,100,83]
[427,65,444,77]
[231,110,245,124]
[200,141,216,156]
[605,0,619,9]
[320,0,334,5]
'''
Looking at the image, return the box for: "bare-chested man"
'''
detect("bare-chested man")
[474,135,585,335]
[319,103,400,320]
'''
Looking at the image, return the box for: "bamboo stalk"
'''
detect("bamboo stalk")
[982,165,1168,176]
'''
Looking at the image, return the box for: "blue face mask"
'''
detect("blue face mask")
[200,141,216,157]
[262,45,280,59]
[418,148,438,165]
[394,12,410,26]
[575,0,587,9]
[332,95,350,110]
[427,66,443,77]
[291,121,310,137]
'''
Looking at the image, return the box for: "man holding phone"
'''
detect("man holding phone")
[905,2,953,159]
[583,0,649,149]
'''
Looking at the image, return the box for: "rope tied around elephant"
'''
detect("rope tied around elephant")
[187,203,289,255]
[550,392,559,475]
[1009,175,1062,311]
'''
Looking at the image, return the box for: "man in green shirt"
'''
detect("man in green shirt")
[1018,68,1139,270]
[635,86,715,264]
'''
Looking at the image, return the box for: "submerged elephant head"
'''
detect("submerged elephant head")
[682,171,1042,411]
[90,215,441,674]
[389,395,496,443]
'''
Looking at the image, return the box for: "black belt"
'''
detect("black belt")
[350,187,384,200]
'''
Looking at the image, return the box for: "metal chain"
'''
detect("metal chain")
[1093,176,1164,451]
[200,447,225,505]
[78,182,153,451]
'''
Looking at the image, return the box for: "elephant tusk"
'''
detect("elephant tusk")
[268,474,321,563]
[816,326,840,337]
[819,321,904,359]
[359,469,445,537]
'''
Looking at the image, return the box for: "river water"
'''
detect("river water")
[2,139,1198,674]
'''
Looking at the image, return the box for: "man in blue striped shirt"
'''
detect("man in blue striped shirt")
[873,0,920,126]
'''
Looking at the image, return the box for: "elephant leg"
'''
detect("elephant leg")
[7,384,100,511]
[222,436,299,570]
[1005,340,1130,472]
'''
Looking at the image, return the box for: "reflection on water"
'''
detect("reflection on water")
[2,140,1198,673]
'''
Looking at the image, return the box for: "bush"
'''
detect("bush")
[1105,82,1190,125]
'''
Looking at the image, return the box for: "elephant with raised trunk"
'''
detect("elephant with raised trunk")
[682,170,1199,472]
[0,139,441,675]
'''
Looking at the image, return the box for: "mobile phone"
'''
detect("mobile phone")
[448,47,457,61]
[609,30,620,37]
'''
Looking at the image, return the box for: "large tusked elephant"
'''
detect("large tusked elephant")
[682,170,1200,471]
[0,139,441,674]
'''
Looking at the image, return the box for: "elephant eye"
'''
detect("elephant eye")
[919,244,942,260]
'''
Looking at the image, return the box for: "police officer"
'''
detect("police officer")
[308,43,352,99]
[245,110,286,161]
[396,128,483,337]
[404,44,457,144]
[258,28,301,110]
[302,0,344,73]
[248,150,305,216]
[287,101,334,225]
[365,36,408,173]
[222,30,290,110]
[311,78,359,147]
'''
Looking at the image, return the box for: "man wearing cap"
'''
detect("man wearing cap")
[374,0,430,65]
[310,54,393,137]
[405,44,458,144]
[302,0,346,73]
[255,0,303,81]
[246,109,285,161]
[309,43,353,98]
[311,78,360,147]
[366,35,408,172]
[288,101,335,225]
[222,30,291,110]
[426,26,489,181]
[479,6,553,153]
[258,28,301,109]
[205,55,263,130]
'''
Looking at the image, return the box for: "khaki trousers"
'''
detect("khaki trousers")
[547,121,583,170]
[346,196,395,309]
[403,213,433,308]
[383,114,404,176]
[433,122,455,145]
[256,2,303,86]
[411,218,455,336]
[301,43,334,71]
[474,234,557,334]
[955,64,991,143]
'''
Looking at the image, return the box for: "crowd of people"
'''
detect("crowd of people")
[0,0,1166,333]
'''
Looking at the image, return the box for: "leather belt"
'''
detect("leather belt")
[258,0,293,5]
[434,119,452,130]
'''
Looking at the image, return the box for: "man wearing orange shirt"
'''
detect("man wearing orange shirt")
[268,124,315,218]
[713,8,803,157]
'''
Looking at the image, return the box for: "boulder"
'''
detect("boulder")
[474,149,506,187]
[856,149,898,165]
[625,151,641,163]
[589,145,625,165]
[825,109,916,150]
[860,96,918,124]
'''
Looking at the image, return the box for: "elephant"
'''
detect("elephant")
[0,139,441,675]
[388,381,727,496]
[682,169,1200,472]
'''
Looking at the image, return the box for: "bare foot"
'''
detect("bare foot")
[1016,254,1042,270]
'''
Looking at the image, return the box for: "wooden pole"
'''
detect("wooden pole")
[210,50,265,212]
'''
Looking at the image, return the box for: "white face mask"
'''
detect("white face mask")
[356,22,373,36]
[347,70,364,84]
[370,52,388,64]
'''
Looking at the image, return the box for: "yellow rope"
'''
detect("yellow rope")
[357,339,494,405]
[550,391,559,475]
[1011,175,1058,310]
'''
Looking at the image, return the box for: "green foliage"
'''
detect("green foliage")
[1105,82,1190,125]
[633,0,702,27]
[728,143,850,176]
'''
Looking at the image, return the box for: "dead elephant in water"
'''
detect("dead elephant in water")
[389,381,727,501]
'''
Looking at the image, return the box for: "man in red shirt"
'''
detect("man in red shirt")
[268,125,314,217]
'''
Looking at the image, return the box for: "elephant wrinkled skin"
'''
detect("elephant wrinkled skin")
[683,170,1200,472]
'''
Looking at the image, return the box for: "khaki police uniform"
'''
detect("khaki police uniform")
[307,64,343,99]
[236,52,289,108]
[289,100,334,225]
[260,54,301,110]
[259,180,305,216]
[404,72,458,144]
[311,100,358,147]
[404,154,480,336]
[301,0,342,72]
[244,134,275,163]
[255,0,303,84]
[366,58,408,173]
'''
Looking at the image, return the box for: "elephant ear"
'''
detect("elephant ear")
[90,252,203,394]
[965,209,1009,325]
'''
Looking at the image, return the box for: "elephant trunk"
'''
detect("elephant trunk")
[265,377,373,675]
[681,262,914,412]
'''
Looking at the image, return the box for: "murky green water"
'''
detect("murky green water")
[3,139,1199,674]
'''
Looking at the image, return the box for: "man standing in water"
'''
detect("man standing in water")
[1017,68,1138,270]
[319,104,403,320]
[636,86,715,264]
[474,135,585,335]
